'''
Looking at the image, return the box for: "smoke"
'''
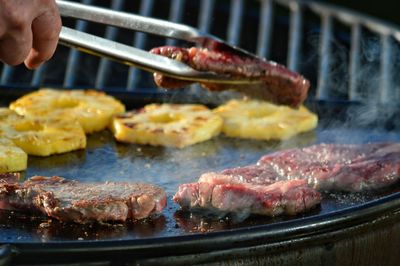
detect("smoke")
[300,30,383,103]
[157,84,245,108]
[361,36,381,62]
[304,25,400,145]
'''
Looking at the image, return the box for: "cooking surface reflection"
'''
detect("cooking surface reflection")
[0,101,398,242]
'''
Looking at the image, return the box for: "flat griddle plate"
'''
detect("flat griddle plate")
[0,88,400,244]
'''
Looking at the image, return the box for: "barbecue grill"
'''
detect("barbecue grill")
[1,0,400,265]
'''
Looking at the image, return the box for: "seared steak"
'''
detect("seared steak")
[258,142,400,192]
[0,172,20,183]
[174,142,400,216]
[150,46,310,108]
[0,176,166,223]
[174,173,321,216]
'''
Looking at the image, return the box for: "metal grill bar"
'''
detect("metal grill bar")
[0,66,13,85]
[257,0,273,58]
[186,0,216,93]
[95,0,125,89]
[1,0,400,105]
[379,34,392,104]
[165,0,186,46]
[227,0,244,46]
[316,14,333,100]
[31,62,46,87]
[287,1,303,72]
[127,0,155,90]
[348,23,361,101]
[63,0,93,87]
[198,0,215,33]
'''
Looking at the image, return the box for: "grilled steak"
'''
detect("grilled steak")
[174,142,400,216]
[258,142,400,192]
[0,172,20,183]
[0,176,167,223]
[174,173,321,216]
[150,46,310,108]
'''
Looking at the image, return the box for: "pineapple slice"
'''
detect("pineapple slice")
[0,138,27,173]
[110,103,223,148]
[0,108,86,156]
[213,99,318,140]
[10,88,125,134]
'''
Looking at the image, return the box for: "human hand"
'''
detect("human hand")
[0,0,61,69]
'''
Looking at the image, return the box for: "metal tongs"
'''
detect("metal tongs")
[56,0,262,85]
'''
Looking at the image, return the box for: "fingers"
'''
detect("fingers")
[0,0,61,69]
[24,6,61,69]
[0,0,33,65]
[0,28,33,66]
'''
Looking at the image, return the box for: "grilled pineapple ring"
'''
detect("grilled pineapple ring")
[0,108,86,156]
[10,89,125,134]
[0,138,27,173]
[213,99,318,140]
[110,103,223,148]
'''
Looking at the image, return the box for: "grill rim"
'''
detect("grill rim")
[3,188,400,264]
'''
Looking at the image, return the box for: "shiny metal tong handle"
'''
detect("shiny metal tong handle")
[56,0,201,42]
[56,0,255,57]
[56,0,261,84]
[59,27,230,83]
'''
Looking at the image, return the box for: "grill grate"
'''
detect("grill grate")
[63,0,93,88]
[95,0,126,89]
[0,0,399,103]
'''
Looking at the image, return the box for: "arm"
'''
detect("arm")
[0,0,61,69]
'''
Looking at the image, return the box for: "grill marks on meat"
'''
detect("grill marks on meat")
[174,173,321,216]
[0,176,167,223]
[173,142,400,216]
[150,46,310,108]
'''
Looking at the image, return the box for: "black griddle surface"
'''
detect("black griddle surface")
[1,89,400,243]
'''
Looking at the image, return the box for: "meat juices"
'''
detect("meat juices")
[150,46,310,108]
[174,142,400,216]
[0,176,166,223]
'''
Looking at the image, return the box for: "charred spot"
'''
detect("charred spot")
[115,113,133,119]
[0,172,21,183]
[123,123,137,129]
[171,129,181,134]
[151,128,164,133]
[194,116,208,121]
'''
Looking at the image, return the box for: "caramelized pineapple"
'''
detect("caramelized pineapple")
[10,88,125,134]
[0,138,27,173]
[213,99,318,140]
[110,103,223,148]
[0,108,86,156]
